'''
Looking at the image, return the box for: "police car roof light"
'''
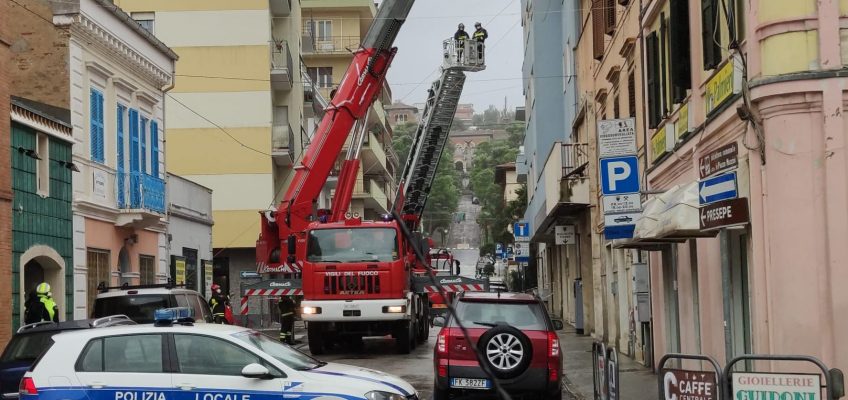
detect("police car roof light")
[154,307,195,326]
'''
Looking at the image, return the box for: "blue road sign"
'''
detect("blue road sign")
[604,225,635,240]
[698,171,738,205]
[600,156,640,195]
[513,222,530,237]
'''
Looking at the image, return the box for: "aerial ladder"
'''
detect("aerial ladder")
[254,0,488,355]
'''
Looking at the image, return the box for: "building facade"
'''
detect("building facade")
[302,0,397,220]
[167,173,213,296]
[385,101,420,126]
[637,0,848,371]
[0,0,13,345]
[113,0,307,298]
[9,0,177,319]
[10,98,74,329]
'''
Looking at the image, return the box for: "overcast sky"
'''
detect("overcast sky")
[386,0,524,114]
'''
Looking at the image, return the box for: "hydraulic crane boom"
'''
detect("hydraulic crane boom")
[257,0,415,269]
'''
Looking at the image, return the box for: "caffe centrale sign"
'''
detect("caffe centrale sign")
[732,372,821,400]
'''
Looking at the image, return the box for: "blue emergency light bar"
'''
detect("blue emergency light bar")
[154,307,194,325]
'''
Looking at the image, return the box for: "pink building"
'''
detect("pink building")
[633,0,848,372]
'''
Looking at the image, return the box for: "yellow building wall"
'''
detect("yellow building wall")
[758,0,816,23]
[114,0,266,12]
[166,128,271,175]
[761,31,820,76]
[210,210,266,248]
[173,46,270,93]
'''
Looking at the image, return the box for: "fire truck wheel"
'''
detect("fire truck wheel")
[307,322,325,355]
[395,321,412,354]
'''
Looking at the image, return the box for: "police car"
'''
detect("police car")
[19,308,417,400]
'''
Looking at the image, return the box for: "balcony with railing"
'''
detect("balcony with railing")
[270,40,293,91]
[302,66,328,118]
[115,172,166,228]
[353,177,388,212]
[303,35,362,55]
[542,142,590,213]
[269,0,291,16]
[272,121,295,166]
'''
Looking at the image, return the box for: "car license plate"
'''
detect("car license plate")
[450,378,491,389]
[343,304,359,310]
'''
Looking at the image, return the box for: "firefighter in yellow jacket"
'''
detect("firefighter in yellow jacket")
[24,283,58,324]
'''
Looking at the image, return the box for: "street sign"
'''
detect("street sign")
[700,198,749,231]
[662,369,718,400]
[514,242,529,262]
[513,222,530,237]
[731,373,821,400]
[600,156,640,195]
[602,194,642,214]
[698,171,738,205]
[240,271,261,279]
[604,225,635,240]
[555,225,576,245]
[597,118,637,158]
[699,141,738,179]
[604,213,640,227]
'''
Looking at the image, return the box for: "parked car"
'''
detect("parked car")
[432,292,564,400]
[20,308,418,400]
[0,316,134,399]
[92,282,213,324]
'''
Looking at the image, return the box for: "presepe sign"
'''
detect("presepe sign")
[731,372,821,400]
[662,369,717,400]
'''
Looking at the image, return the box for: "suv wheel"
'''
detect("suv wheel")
[432,382,450,400]
[477,324,532,379]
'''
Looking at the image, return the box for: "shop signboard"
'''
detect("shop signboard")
[731,372,821,400]
[699,142,739,179]
[700,198,750,231]
[598,118,637,158]
[661,369,718,400]
[705,57,742,115]
[555,225,576,245]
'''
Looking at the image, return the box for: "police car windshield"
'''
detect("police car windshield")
[307,228,399,263]
[233,331,323,370]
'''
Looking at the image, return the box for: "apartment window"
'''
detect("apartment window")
[701,0,722,69]
[36,133,49,197]
[150,120,159,178]
[87,249,111,311]
[605,0,616,35]
[646,32,661,128]
[613,94,620,119]
[140,255,155,285]
[89,88,105,163]
[669,0,692,103]
[307,20,332,40]
[131,12,154,34]
[628,70,637,118]
[591,0,605,60]
[307,67,333,88]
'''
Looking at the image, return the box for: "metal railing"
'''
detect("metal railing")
[272,122,295,161]
[442,38,486,70]
[270,40,293,88]
[561,143,589,179]
[119,172,165,213]
[304,35,361,54]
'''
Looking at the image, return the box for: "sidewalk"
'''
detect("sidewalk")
[559,325,658,399]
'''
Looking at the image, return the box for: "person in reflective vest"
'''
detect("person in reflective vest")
[473,22,488,63]
[26,283,58,323]
[208,283,230,324]
[454,23,469,62]
[278,296,296,345]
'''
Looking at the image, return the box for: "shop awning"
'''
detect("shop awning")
[654,182,718,239]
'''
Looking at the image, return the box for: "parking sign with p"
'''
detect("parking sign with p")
[600,156,640,195]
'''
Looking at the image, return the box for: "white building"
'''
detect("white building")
[53,0,177,318]
[167,174,214,297]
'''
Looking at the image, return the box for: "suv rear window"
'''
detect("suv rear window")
[451,301,547,330]
[94,295,170,323]
[0,331,56,363]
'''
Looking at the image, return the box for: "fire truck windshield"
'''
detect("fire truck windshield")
[307,227,399,263]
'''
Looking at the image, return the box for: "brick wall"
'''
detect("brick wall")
[0,0,14,347]
[8,0,71,110]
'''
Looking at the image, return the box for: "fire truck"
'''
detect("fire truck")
[254,0,487,354]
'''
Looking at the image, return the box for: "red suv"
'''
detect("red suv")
[432,292,563,399]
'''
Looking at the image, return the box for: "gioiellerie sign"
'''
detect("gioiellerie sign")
[731,372,821,400]
[705,57,742,115]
